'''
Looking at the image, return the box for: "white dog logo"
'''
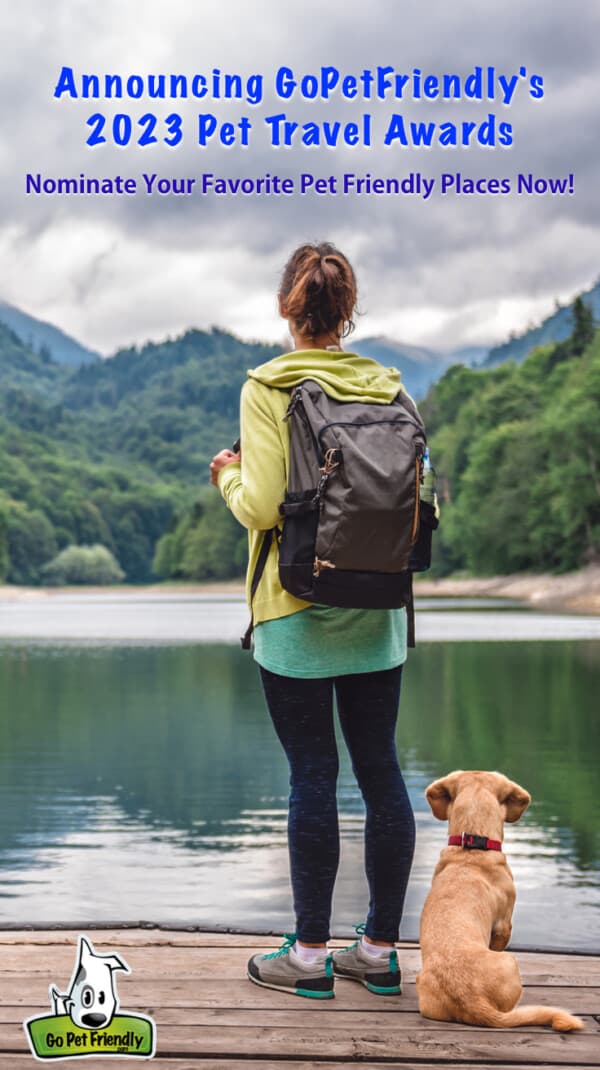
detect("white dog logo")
[49,935,130,1030]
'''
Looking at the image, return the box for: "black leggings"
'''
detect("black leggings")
[258,662,415,943]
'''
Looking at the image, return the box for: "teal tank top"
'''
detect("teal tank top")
[252,603,407,678]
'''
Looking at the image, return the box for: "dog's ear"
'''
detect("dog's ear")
[425,771,463,820]
[501,779,531,823]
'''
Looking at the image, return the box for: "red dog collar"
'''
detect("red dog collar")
[448,833,502,851]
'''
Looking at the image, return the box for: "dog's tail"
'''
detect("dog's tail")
[475,1003,584,1032]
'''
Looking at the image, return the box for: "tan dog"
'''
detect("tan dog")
[416,770,584,1032]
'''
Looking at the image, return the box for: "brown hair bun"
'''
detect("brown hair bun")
[279,242,358,340]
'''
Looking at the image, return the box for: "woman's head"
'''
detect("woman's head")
[278,242,358,344]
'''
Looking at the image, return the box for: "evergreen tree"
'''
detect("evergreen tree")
[571,296,595,357]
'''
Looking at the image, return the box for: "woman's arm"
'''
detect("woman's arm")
[214,378,287,531]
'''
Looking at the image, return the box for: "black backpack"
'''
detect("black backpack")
[241,378,438,650]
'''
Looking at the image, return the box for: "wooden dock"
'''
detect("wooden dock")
[0,928,598,1068]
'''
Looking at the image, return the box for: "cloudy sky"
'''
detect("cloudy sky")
[1,0,599,356]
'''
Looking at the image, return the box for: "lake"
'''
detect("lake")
[0,593,598,950]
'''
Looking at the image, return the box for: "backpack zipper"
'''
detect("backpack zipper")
[411,451,423,543]
[283,386,322,464]
[317,415,423,444]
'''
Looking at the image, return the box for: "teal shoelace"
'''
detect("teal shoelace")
[262,933,297,959]
[339,922,399,972]
[261,932,334,976]
[339,922,366,953]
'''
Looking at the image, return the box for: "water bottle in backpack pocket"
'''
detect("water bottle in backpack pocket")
[409,446,439,573]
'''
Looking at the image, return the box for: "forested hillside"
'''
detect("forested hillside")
[420,297,600,575]
[0,325,278,584]
[1,300,598,587]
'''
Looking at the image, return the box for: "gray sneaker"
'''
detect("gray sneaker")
[332,925,401,995]
[247,933,334,999]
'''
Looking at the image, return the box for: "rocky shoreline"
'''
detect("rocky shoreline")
[1,567,599,615]
[414,566,600,615]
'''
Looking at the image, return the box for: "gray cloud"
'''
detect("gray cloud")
[1,0,598,354]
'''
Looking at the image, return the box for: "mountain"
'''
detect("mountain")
[480,279,600,368]
[351,336,452,398]
[448,344,490,365]
[0,300,100,367]
[0,323,280,469]
[3,276,598,386]
[352,336,489,398]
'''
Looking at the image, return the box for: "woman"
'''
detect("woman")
[210,242,416,999]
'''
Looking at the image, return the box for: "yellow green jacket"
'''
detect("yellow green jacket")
[217,348,407,626]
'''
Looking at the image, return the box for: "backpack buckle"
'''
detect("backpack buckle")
[313,557,336,577]
[319,447,342,474]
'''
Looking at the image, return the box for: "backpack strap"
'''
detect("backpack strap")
[241,525,280,650]
[406,572,416,649]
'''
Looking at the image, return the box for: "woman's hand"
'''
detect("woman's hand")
[209,448,241,486]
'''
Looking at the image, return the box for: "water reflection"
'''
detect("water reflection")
[0,638,598,949]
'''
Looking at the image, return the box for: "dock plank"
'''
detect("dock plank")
[2,1063,596,1070]
[2,1022,598,1062]
[3,1007,599,1031]
[0,982,597,1013]
[1,946,598,987]
[0,929,596,1067]
[1,954,594,984]
[0,930,306,948]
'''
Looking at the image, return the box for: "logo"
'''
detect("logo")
[23,934,156,1061]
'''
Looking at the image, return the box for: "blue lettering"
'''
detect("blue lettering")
[53,66,78,98]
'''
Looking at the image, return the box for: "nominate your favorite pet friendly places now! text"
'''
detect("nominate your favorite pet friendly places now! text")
[25,171,575,200]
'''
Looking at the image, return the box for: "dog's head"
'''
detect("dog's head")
[424,770,530,841]
[65,936,130,1030]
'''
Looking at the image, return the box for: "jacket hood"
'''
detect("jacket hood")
[246,348,404,404]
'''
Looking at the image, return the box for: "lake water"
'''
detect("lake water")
[0,594,598,950]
